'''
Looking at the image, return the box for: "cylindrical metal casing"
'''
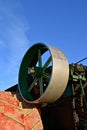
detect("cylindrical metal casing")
[18,43,69,103]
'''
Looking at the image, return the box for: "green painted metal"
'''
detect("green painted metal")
[18,43,52,102]
[62,63,87,108]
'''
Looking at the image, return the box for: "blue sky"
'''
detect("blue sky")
[0,0,87,90]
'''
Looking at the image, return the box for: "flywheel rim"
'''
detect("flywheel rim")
[18,43,69,104]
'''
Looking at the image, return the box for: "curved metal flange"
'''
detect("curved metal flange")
[18,43,69,103]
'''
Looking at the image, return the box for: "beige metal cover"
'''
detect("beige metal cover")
[37,45,69,103]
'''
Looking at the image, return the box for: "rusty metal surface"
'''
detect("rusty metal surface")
[40,100,75,130]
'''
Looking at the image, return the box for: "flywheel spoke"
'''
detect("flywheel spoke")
[43,72,51,79]
[38,49,42,67]
[39,77,43,95]
[28,77,38,92]
[43,56,52,71]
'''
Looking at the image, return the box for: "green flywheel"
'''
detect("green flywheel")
[18,43,69,104]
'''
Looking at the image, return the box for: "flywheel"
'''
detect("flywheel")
[18,43,69,103]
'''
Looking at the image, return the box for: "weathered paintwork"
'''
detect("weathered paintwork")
[0,91,43,130]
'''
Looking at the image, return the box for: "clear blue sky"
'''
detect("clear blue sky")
[0,0,87,90]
